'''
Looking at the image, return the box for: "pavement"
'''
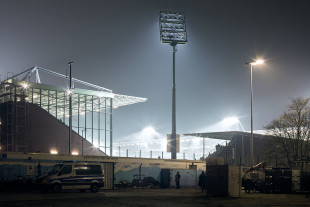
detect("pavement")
[1,188,310,207]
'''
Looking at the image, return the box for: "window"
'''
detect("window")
[75,165,89,175]
[75,165,102,175]
[89,165,102,175]
[47,164,63,175]
[58,165,72,176]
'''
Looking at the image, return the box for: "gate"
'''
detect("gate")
[103,162,114,189]
[160,169,170,188]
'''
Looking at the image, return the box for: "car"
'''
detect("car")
[37,162,104,193]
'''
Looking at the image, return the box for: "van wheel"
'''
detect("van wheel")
[79,189,86,193]
[90,184,99,193]
[52,184,61,193]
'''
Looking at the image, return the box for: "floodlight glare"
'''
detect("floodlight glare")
[21,83,29,89]
[223,116,246,131]
[66,89,72,95]
[71,151,79,155]
[223,117,239,126]
[143,126,155,135]
[254,59,264,65]
[250,59,264,66]
[246,59,265,66]
[93,143,99,148]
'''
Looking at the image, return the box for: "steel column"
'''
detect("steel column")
[68,62,73,155]
[171,43,177,159]
[110,98,113,156]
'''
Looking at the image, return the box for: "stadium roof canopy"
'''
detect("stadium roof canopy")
[184,131,275,140]
[1,66,147,108]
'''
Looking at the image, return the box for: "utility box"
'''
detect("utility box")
[166,134,180,153]
[206,165,241,197]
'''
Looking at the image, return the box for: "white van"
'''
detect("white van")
[37,162,104,193]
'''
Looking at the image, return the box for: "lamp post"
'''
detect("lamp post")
[68,61,73,155]
[159,11,187,159]
[245,59,264,166]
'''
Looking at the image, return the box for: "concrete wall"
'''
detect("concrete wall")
[0,152,206,188]
[114,157,205,188]
[28,104,106,156]
[169,169,198,188]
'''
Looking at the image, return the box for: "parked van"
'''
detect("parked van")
[37,162,104,193]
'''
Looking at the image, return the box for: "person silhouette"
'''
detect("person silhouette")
[175,172,181,189]
[199,171,207,192]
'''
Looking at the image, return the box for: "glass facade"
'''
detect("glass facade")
[0,79,113,155]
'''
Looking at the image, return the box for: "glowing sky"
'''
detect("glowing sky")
[1,0,310,157]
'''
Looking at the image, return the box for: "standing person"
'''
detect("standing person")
[175,172,181,189]
[37,161,41,177]
[198,171,206,192]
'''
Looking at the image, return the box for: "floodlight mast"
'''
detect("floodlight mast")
[159,11,187,159]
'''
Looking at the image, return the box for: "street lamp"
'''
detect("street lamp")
[159,11,187,159]
[245,59,264,166]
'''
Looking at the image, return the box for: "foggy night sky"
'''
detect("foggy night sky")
[1,0,310,145]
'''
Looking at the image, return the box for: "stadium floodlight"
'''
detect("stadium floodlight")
[159,11,187,159]
[223,116,245,132]
[159,11,187,45]
[143,126,156,135]
[143,126,156,141]
[223,117,239,126]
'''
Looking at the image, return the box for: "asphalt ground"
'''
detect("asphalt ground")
[1,188,310,207]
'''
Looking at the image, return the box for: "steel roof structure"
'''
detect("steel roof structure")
[1,66,147,108]
[0,66,147,156]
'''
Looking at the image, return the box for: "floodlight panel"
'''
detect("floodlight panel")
[159,11,187,44]
[160,11,184,16]
[160,11,185,23]
[160,31,187,44]
[160,22,186,32]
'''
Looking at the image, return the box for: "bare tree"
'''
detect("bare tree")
[265,97,310,167]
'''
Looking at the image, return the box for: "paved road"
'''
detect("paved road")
[1,188,310,207]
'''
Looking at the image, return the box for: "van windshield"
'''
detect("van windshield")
[46,164,64,175]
